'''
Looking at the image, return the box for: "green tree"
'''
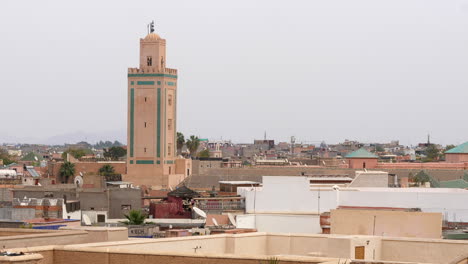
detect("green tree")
[413,171,431,183]
[198,149,210,158]
[59,161,75,183]
[177,132,185,155]
[99,164,115,176]
[0,149,15,165]
[121,210,146,225]
[103,146,126,160]
[424,144,440,162]
[375,145,384,152]
[445,144,456,152]
[63,148,90,160]
[186,135,200,157]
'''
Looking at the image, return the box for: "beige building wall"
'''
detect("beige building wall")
[330,209,442,239]
[125,31,190,189]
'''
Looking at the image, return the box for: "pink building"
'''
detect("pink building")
[345,148,378,169]
[445,142,468,163]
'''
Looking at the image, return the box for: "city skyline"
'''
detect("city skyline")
[2,0,468,146]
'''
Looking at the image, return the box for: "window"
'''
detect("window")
[169,166,171,174]
[147,56,152,66]
[168,144,172,156]
[97,214,106,223]
[144,147,147,153]
[145,97,147,102]
[144,122,147,128]
[168,119,172,130]
[168,94,173,106]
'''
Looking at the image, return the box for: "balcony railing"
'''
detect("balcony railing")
[194,199,245,211]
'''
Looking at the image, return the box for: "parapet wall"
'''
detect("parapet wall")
[13,232,468,264]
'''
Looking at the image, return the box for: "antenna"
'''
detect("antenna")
[193,207,207,218]
[228,213,237,227]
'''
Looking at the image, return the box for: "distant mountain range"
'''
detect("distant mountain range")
[0,130,126,145]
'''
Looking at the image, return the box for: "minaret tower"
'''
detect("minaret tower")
[126,22,186,189]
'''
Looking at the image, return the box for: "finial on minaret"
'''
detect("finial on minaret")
[147,21,155,34]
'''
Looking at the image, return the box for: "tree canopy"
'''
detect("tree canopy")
[198,149,210,158]
[186,135,200,157]
[423,144,441,162]
[62,148,93,160]
[104,146,126,160]
[59,161,75,183]
[0,149,15,165]
[94,140,123,149]
[99,164,115,176]
[177,132,185,155]
[121,210,146,225]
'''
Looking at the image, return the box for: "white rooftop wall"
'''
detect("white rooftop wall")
[238,176,468,228]
[239,176,339,214]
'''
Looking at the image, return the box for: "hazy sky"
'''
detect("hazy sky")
[1,0,468,146]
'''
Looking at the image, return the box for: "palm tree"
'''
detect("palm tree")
[177,132,185,155]
[59,161,75,183]
[121,210,146,225]
[186,135,200,157]
[98,164,115,176]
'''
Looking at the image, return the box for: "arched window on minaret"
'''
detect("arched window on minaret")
[147,56,152,66]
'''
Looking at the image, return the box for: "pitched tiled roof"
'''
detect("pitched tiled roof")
[440,179,468,189]
[345,148,378,159]
[445,142,468,154]
[168,185,199,198]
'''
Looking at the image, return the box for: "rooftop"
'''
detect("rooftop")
[445,142,468,154]
[345,148,378,159]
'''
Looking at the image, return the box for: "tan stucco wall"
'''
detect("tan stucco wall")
[381,238,468,264]
[0,227,128,250]
[330,209,442,239]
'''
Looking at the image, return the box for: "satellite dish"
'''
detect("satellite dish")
[193,207,207,218]
[212,218,219,227]
[34,156,38,161]
[228,213,237,227]
[169,186,173,191]
[74,176,83,188]
[82,214,92,226]
[79,172,83,176]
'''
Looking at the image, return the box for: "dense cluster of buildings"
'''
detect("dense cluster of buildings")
[1,27,468,264]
